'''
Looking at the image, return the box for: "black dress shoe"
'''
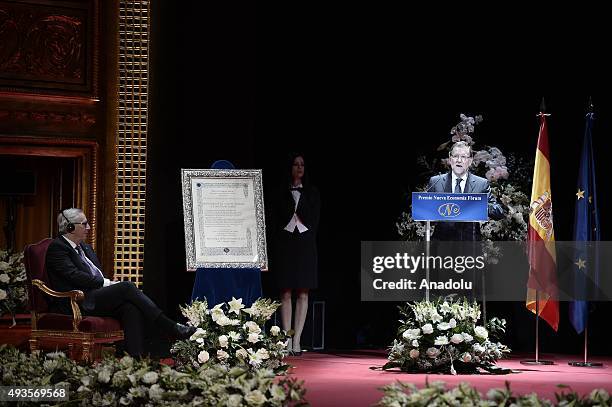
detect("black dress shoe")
[175,323,197,340]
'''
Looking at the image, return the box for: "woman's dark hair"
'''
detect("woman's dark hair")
[286,152,310,186]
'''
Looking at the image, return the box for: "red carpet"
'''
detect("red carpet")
[285,350,612,406]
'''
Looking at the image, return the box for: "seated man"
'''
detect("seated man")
[45,208,196,357]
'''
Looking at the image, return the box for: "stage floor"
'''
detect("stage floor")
[285,350,612,406]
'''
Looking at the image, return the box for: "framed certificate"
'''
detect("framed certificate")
[181,169,268,269]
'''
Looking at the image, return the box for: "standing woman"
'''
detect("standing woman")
[274,153,320,355]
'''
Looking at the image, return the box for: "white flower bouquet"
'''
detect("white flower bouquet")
[383,298,510,374]
[0,345,307,406]
[0,249,28,325]
[171,297,290,374]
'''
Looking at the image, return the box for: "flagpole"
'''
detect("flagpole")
[569,319,603,367]
[521,290,554,365]
[425,220,430,302]
[568,99,603,368]
[522,99,555,366]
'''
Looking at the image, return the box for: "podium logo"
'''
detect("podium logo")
[438,203,460,218]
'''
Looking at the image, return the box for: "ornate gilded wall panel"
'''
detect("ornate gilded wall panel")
[0,0,98,97]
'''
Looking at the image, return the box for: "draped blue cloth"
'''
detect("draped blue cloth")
[191,268,262,306]
[190,160,263,307]
[569,112,600,334]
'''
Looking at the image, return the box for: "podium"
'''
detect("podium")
[412,192,488,302]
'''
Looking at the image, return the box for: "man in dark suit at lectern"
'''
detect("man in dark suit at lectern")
[427,141,504,241]
[46,208,196,357]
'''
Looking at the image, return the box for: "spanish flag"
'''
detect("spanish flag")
[526,112,559,331]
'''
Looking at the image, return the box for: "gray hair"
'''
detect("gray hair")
[450,141,473,157]
[58,208,84,234]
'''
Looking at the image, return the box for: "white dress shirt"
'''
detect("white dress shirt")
[284,184,309,233]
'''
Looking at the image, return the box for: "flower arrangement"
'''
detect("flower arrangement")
[0,344,307,406]
[0,249,28,325]
[171,297,290,374]
[383,298,510,374]
[377,380,610,407]
[396,113,532,243]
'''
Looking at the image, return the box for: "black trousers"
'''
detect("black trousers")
[83,281,163,357]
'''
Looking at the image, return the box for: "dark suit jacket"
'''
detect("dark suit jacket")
[45,236,105,314]
[274,185,321,234]
[427,172,504,241]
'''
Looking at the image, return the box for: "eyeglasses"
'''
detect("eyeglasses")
[76,221,89,226]
[450,154,471,161]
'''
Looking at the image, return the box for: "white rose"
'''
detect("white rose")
[0,274,9,283]
[421,323,433,334]
[461,352,472,363]
[402,328,421,341]
[97,369,111,383]
[437,322,451,331]
[247,332,260,343]
[411,339,419,347]
[197,350,210,363]
[218,335,229,348]
[0,289,7,300]
[236,348,248,359]
[434,336,449,346]
[256,348,270,360]
[270,325,281,336]
[449,318,457,328]
[244,321,261,334]
[462,333,474,343]
[474,326,488,340]
[148,384,164,400]
[426,347,441,358]
[227,394,243,407]
[450,334,464,344]
[244,389,267,406]
[409,349,420,359]
[217,349,229,361]
[0,261,8,271]
[142,371,158,384]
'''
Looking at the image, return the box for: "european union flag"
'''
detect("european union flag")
[569,111,600,334]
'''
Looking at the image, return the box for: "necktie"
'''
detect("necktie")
[454,178,462,194]
[76,246,100,277]
[290,187,303,193]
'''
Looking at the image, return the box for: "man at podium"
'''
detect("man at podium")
[427,141,504,241]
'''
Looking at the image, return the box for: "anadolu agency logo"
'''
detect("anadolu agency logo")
[438,203,460,218]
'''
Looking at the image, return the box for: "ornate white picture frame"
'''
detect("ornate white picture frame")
[181,169,268,269]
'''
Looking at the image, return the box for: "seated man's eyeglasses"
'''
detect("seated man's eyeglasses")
[76,221,89,226]
[450,154,471,161]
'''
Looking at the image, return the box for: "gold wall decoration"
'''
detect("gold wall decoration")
[114,0,149,286]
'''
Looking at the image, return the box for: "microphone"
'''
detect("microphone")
[425,172,443,192]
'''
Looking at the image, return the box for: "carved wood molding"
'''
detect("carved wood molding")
[0,135,99,250]
[0,0,98,98]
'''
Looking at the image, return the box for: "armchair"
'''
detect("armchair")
[24,238,124,362]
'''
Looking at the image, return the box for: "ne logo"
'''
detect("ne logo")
[438,203,460,218]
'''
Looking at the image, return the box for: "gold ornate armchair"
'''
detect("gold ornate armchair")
[24,238,124,362]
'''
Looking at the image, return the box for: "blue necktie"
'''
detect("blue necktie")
[454,178,462,194]
[76,246,101,277]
